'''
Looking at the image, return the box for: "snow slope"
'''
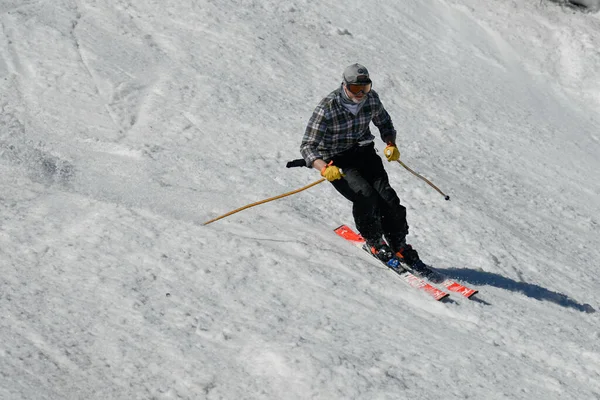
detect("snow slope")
[1,0,599,399]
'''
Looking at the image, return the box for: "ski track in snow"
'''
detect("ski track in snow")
[1,0,600,399]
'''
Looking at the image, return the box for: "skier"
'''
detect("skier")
[300,63,420,264]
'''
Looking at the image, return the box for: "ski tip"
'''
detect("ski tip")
[431,289,451,302]
[439,294,453,303]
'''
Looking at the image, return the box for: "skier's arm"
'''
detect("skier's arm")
[312,159,327,170]
[300,106,328,168]
[372,99,397,145]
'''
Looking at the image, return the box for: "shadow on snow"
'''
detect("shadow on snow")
[440,268,596,314]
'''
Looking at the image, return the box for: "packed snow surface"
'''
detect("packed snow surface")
[1,0,599,399]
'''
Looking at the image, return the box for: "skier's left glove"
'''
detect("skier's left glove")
[384,143,400,162]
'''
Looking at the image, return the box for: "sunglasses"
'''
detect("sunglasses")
[346,83,372,95]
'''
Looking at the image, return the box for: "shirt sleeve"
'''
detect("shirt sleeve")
[300,104,328,168]
[372,97,397,144]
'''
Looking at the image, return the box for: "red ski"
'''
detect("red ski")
[334,225,449,302]
[334,225,478,299]
[406,260,478,299]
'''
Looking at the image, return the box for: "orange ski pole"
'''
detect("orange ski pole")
[203,178,326,225]
[396,160,450,200]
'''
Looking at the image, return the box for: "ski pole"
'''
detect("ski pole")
[203,178,326,225]
[396,160,450,201]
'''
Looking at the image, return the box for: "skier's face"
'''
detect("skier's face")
[344,83,370,103]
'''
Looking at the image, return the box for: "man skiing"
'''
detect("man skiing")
[300,63,420,264]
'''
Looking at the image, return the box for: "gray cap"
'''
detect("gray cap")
[343,63,372,85]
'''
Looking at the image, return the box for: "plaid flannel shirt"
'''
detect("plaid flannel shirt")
[300,87,396,168]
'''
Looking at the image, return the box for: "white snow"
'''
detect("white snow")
[1,0,600,399]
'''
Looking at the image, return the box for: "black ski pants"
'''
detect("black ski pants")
[328,143,408,247]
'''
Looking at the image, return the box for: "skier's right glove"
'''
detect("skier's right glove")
[320,162,343,181]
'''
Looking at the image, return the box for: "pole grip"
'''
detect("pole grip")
[286,159,308,168]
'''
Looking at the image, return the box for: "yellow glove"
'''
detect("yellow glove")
[384,143,400,162]
[320,162,343,181]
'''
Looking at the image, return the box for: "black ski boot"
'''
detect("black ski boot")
[395,244,420,266]
[366,238,394,262]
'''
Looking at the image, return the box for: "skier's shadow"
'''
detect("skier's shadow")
[440,268,596,313]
